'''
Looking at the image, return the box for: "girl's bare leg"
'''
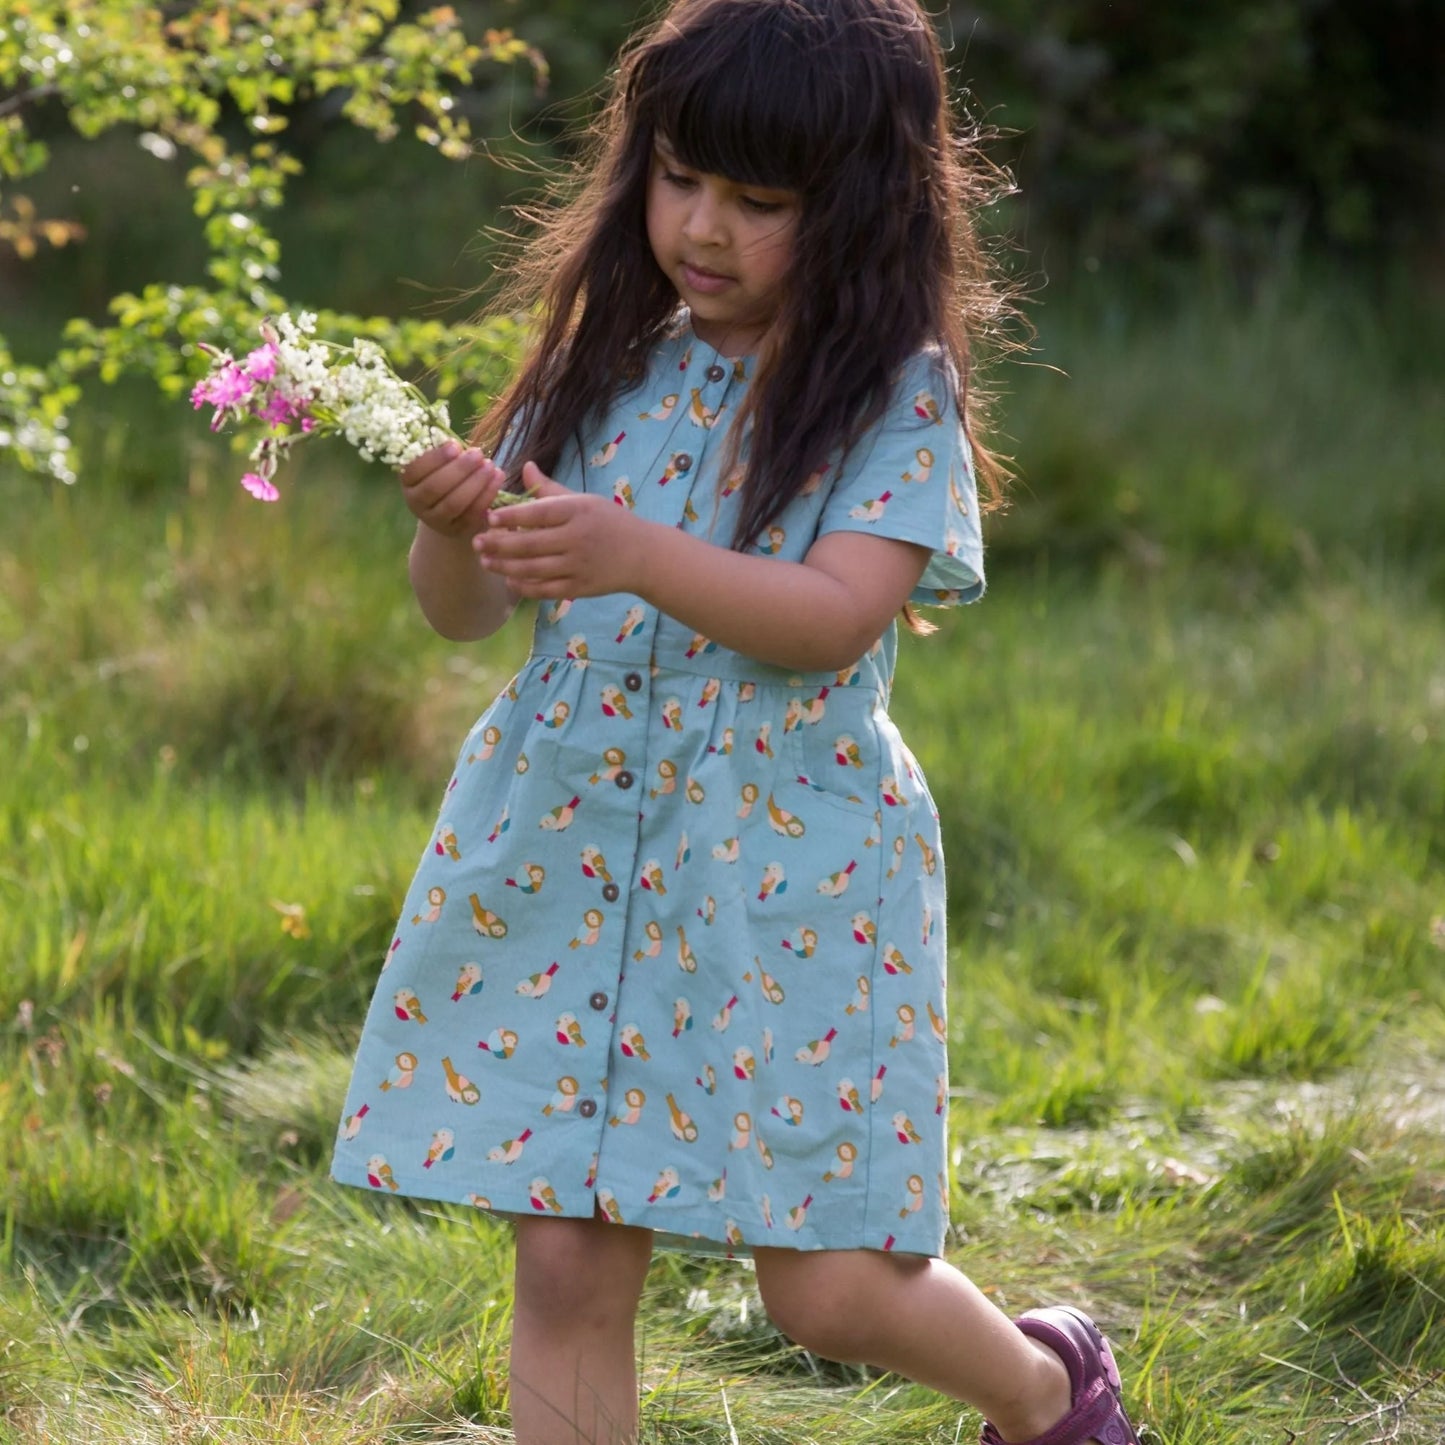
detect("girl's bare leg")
[753,1247,1092,1444]
[510,1216,654,1445]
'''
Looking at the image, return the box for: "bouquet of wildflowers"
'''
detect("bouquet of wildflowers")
[190,311,523,503]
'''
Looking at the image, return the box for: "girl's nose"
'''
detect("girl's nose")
[682,188,726,245]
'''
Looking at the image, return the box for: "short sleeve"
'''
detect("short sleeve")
[817,349,985,607]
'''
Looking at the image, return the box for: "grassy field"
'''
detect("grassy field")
[2,272,1443,1442]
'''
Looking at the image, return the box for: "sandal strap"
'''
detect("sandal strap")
[980,1379,1117,1445]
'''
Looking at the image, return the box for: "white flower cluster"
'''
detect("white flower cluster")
[270,313,453,468]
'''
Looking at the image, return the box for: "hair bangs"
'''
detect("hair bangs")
[633,9,842,193]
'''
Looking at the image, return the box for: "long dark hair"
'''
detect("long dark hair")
[475,0,1017,549]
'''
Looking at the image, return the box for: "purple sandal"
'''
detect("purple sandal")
[980,1305,1141,1445]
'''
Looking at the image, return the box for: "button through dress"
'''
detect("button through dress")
[332,318,985,1256]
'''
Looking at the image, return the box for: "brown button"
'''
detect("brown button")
[589,990,609,1011]
[705,363,726,383]
[674,453,693,473]
[615,770,635,790]
[601,882,621,902]
[623,671,643,692]
[578,1098,597,1118]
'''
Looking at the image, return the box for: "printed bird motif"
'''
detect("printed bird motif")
[720,466,744,498]
[711,837,741,864]
[882,944,913,975]
[542,1076,579,1116]
[900,1174,926,1217]
[569,908,605,949]
[528,1178,563,1213]
[901,445,934,483]
[889,1003,917,1048]
[535,701,570,730]
[440,1056,481,1106]
[846,976,871,1014]
[619,1024,651,1061]
[478,1026,519,1059]
[737,781,760,818]
[599,686,634,719]
[771,1095,804,1126]
[872,1064,888,1103]
[688,388,726,429]
[893,1111,924,1145]
[708,726,735,756]
[695,1063,718,1094]
[886,835,907,878]
[656,453,687,486]
[639,859,668,895]
[834,734,863,768]
[451,964,484,1002]
[666,1092,699,1142]
[423,1128,456,1169]
[754,723,774,758]
[565,634,590,663]
[761,1026,775,1064]
[515,961,560,998]
[393,989,428,1025]
[660,697,684,731]
[729,1112,752,1150]
[579,845,613,883]
[823,1140,859,1182]
[486,807,511,843]
[801,461,829,495]
[708,1171,727,1201]
[675,830,692,867]
[850,911,877,946]
[732,1046,756,1080]
[672,997,693,1037]
[609,1087,646,1126]
[755,1134,775,1170]
[468,897,509,939]
[786,1194,814,1230]
[766,794,806,839]
[539,795,581,831]
[650,759,678,799]
[757,861,787,902]
[880,775,908,807]
[595,1189,624,1225]
[340,1102,370,1139]
[638,392,679,421]
[467,723,502,763]
[752,964,785,1004]
[366,1155,399,1191]
[554,1012,586,1047]
[698,677,721,709]
[615,605,646,642]
[936,1072,948,1116]
[697,895,717,926]
[684,632,717,659]
[487,1127,533,1164]
[795,1027,838,1065]
[505,862,546,894]
[648,1166,682,1202]
[725,1219,744,1247]
[676,928,698,974]
[632,919,664,960]
[817,859,858,897]
[921,906,934,947]
[927,998,948,1044]
[591,430,626,467]
[759,1194,774,1229]
[848,490,894,522]
[913,390,943,423]
[915,832,938,875]
[781,926,818,958]
[712,994,739,1032]
[836,1078,865,1113]
[434,825,461,860]
[411,886,445,925]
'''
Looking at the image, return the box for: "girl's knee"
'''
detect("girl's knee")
[514,1217,651,1331]
[754,1251,894,1362]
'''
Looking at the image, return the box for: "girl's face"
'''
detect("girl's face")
[646,137,799,356]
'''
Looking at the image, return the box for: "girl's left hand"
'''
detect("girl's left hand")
[474,461,646,599]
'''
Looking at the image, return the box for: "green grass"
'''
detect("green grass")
[2,269,1443,1442]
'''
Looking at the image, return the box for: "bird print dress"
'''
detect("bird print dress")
[332,317,985,1256]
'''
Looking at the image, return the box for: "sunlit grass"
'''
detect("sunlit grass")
[2,272,1443,1441]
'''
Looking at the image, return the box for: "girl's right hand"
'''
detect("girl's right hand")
[399,442,511,539]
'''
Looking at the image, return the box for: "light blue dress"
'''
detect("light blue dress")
[332,316,984,1256]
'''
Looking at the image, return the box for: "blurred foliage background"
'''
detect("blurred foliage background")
[5,0,1442,336]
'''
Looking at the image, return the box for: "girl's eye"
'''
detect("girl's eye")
[662,169,695,189]
[741,196,785,215]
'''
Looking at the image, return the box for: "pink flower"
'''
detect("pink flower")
[243,343,279,381]
[253,392,309,427]
[240,472,280,502]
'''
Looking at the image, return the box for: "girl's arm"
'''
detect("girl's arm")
[476,463,930,673]
[400,444,519,641]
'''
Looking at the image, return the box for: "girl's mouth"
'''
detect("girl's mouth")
[681,262,734,294]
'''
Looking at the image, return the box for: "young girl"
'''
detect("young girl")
[332,2,1141,1442]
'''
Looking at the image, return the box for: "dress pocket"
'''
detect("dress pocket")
[782,702,885,821]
